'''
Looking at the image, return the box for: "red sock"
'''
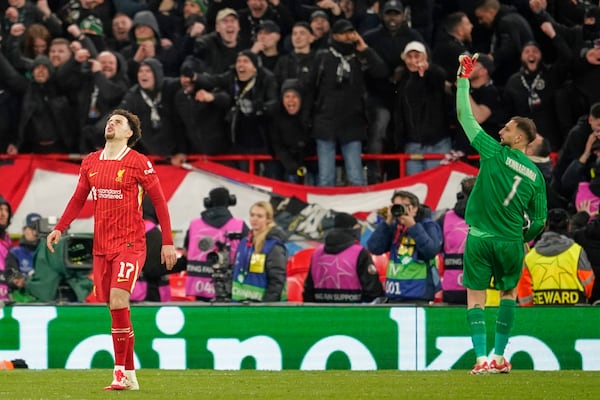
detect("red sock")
[110,307,131,366]
[125,309,135,370]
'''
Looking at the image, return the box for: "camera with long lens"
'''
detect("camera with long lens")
[391,204,406,217]
[198,232,243,301]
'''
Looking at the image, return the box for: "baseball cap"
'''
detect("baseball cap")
[257,19,280,34]
[383,0,404,14]
[310,10,329,23]
[476,53,495,74]
[401,41,426,60]
[216,8,238,23]
[25,213,42,228]
[331,19,354,34]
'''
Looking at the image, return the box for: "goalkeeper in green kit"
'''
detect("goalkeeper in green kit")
[456,54,547,375]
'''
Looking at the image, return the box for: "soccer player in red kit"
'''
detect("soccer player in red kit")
[46,109,177,390]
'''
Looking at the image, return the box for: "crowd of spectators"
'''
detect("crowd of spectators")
[0,0,598,186]
[2,0,600,305]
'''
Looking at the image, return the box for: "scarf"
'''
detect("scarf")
[329,44,355,84]
[140,89,162,129]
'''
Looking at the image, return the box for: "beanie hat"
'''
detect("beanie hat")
[280,78,302,99]
[205,187,235,208]
[187,0,208,14]
[238,49,259,69]
[32,55,54,74]
[334,212,357,229]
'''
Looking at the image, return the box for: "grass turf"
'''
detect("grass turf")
[1,370,600,399]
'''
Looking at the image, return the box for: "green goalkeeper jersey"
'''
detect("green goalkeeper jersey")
[456,78,547,241]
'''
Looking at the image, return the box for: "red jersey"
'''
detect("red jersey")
[55,146,173,255]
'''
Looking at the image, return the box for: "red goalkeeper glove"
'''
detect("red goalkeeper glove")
[457,53,479,79]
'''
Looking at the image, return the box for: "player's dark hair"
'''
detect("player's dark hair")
[110,109,142,146]
[512,116,537,144]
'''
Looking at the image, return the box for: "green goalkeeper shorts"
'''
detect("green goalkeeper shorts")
[463,234,525,291]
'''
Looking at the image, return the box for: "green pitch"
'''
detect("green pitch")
[1,370,599,399]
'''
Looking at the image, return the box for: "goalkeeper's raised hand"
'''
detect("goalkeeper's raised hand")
[457,53,479,79]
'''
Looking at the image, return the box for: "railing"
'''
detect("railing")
[0,152,558,179]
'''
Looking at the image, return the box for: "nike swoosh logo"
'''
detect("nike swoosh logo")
[117,278,129,283]
[89,172,99,177]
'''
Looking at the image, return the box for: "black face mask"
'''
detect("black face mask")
[331,40,356,55]
[583,24,600,42]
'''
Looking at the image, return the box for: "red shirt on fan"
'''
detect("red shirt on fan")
[54,146,173,255]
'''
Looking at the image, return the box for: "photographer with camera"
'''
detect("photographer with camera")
[181,187,249,302]
[3,213,42,302]
[367,190,443,303]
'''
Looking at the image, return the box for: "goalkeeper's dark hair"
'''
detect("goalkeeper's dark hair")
[512,116,537,144]
[109,109,142,147]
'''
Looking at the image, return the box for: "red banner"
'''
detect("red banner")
[0,156,478,243]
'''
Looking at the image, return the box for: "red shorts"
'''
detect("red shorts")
[93,250,146,303]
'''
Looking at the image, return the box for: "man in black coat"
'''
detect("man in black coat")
[189,8,245,74]
[473,0,534,87]
[362,0,423,183]
[308,18,387,186]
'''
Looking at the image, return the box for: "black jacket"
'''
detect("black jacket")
[174,86,231,155]
[489,5,534,86]
[308,40,387,143]
[393,63,449,147]
[502,32,572,151]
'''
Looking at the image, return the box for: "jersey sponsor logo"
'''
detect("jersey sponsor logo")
[88,172,99,177]
[144,160,155,175]
[117,278,129,283]
[96,188,123,199]
[505,157,537,181]
[115,169,125,182]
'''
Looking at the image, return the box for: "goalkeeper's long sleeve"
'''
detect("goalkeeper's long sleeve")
[456,78,484,144]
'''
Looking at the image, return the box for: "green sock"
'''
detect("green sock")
[494,299,516,356]
[467,307,487,358]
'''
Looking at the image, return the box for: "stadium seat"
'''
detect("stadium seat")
[286,247,315,302]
